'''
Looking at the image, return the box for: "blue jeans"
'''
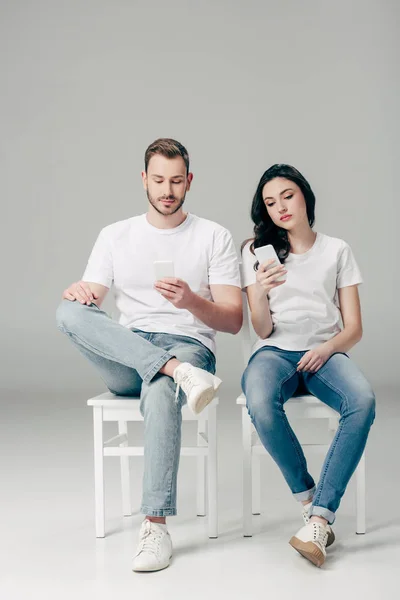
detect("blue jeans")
[56,300,216,517]
[241,346,375,524]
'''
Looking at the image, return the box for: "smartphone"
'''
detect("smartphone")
[254,244,286,282]
[154,260,175,280]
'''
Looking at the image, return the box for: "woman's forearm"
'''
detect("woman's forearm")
[249,284,274,339]
[324,325,363,355]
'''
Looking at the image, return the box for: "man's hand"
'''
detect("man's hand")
[154,278,195,309]
[62,281,99,305]
[297,343,333,373]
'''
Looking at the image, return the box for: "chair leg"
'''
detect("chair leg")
[328,417,339,434]
[207,405,218,538]
[93,407,105,538]
[197,418,207,517]
[252,454,261,515]
[242,407,253,537]
[356,451,366,534]
[118,421,132,517]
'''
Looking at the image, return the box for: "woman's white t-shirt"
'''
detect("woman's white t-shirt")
[241,233,362,354]
[82,213,241,354]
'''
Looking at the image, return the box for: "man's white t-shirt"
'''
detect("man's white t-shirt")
[241,233,362,354]
[82,213,240,355]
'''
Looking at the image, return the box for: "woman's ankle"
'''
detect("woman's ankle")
[309,515,328,526]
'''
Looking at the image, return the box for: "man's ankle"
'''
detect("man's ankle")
[146,516,166,525]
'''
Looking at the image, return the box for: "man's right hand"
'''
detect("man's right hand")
[62,281,99,305]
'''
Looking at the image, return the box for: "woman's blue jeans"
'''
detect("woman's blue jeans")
[241,346,376,524]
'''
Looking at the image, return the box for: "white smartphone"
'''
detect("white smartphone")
[154,260,175,280]
[254,244,286,282]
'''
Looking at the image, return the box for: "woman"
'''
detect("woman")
[241,164,375,568]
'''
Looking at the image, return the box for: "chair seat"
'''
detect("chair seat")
[88,391,219,421]
[236,392,338,419]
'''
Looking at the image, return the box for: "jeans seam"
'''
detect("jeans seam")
[245,365,312,493]
[166,400,180,509]
[311,370,349,507]
[279,368,311,479]
[140,381,182,516]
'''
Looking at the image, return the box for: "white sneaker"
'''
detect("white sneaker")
[302,501,335,547]
[289,522,329,568]
[132,520,172,572]
[173,362,222,415]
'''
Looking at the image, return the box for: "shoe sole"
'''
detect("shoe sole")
[326,529,335,548]
[132,555,172,573]
[289,536,326,568]
[191,377,222,415]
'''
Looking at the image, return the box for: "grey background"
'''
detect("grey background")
[1,2,399,597]
[1,0,398,396]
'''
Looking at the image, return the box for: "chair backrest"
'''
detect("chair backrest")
[239,263,253,367]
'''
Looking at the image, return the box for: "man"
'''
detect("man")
[56,138,242,572]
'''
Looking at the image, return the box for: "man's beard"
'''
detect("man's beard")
[147,190,186,216]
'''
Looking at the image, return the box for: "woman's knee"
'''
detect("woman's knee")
[346,385,376,427]
[362,389,376,425]
[244,387,280,431]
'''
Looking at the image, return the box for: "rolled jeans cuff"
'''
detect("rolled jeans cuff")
[293,486,316,503]
[140,505,177,517]
[309,505,336,525]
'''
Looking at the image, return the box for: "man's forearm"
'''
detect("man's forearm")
[186,293,242,334]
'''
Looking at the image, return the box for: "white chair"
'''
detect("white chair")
[87,392,218,539]
[237,284,366,537]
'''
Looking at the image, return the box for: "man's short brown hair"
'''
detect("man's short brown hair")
[144,138,190,174]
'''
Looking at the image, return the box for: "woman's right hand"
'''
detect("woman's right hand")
[256,260,287,294]
[62,281,99,305]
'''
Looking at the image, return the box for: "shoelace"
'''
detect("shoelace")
[175,370,199,400]
[311,523,328,547]
[302,505,311,525]
[137,522,164,556]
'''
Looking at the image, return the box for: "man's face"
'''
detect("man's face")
[142,154,193,216]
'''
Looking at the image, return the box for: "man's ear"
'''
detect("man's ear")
[186,172,193,190]
[141,171,147,191]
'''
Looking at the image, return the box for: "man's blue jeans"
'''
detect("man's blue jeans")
[56,300,216,517]
[241,345,375,524]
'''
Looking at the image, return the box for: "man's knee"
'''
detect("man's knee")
[56,299,86,333]
[172,345,215,374]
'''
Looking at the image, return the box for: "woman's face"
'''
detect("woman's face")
[262,177,308,231]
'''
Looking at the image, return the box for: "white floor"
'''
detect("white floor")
[1,384,399,600]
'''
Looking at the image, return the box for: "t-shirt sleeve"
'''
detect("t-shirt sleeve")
[82,228,114,288]
[208,228,241,287]
[241,241,258,289]
[336,242,363,289]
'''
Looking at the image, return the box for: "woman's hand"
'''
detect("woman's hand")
[256,259,287,295]
[297,344,333,373]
